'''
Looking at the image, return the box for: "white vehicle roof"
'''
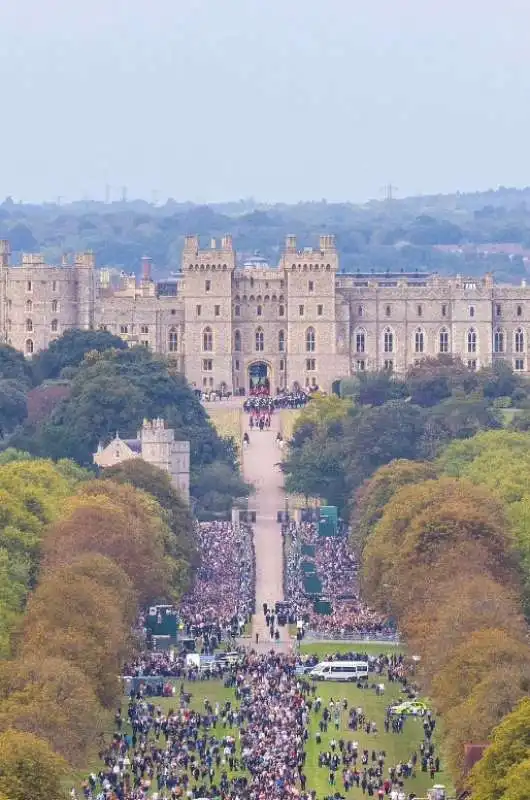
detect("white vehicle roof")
[312,661,368,668]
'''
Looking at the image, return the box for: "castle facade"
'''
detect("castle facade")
[1,235,529,393]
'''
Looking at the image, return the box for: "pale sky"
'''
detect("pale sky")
[1,0,530,204]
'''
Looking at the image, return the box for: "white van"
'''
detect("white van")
[309,661,369,682]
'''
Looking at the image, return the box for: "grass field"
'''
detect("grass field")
[74,664,451,798]
[206,406,243,455]
[280,408,302,441]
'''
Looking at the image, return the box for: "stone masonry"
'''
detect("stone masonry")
[1,235,529,391]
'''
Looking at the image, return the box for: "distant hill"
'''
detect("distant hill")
[2,187,530,283]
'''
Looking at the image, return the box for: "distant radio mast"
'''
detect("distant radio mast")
[121,186,128,203]
[381,183,398,202]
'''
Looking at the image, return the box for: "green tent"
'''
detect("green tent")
[303,574,323,596]
[300,559,317,575]
[313,599,333,615]
[301,544,316,558]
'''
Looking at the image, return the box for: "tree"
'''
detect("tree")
[43,481,172,603]
[0,729,67,800]
[420,393,501,457]
[103,459,197,567]
[432,628,528,715]
[470,698,530,800]
[355,370,408,406]
[31,328,127,382]
[0,344,33,386]
[0,380,27,437]
[350,459,436,555]
[405,355,477,407]
[60,552,137,627]
[193,461,251,521]
[0,656,105,766]
[292,394,353,432]
[21,570,130,707]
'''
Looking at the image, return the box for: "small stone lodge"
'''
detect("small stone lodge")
[93,418,190,502]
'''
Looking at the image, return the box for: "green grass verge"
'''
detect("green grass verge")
[299,642,404,658]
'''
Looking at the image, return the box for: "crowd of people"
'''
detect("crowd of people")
[75,650,439,800]
[178,522,255,643]
[284,522,394,639]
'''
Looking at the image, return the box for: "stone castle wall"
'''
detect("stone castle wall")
[1,236,530,391]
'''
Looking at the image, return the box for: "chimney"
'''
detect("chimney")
[141,256,152,281]
[184,235,199,252]
[210,238,217,249]
[221,234,233,250]
[319,235,327,252]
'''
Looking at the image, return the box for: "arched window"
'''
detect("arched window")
[168,327,178,352]
[255,327,264,352]
[439,327,449,353]
[357,305,364,317]
[467,328,477,353]
[234,330,241,351]
[515,328,525,353]
[51,319,58,332]
[355,328,365,354]
[234,305,240,317]
[383,327,394,353]
[25,299,32,312]
[202,327,213,352]
[278,330,285,352]
[494,328,504,353]
[51,299,58,313]
[25,319,33,332]
[25,339,33,355]
[305,327,316,352]
[414,328,424,354]
[257,305,262,316]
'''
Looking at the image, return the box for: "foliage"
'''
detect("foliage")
[193,462,251,521]
[42,481,173,604]
[350,459,437,555]
[292,394,353,432]
[21,569,130,707]
[15,347,245,515]
[420,393,501,458]
[405,355,478,407]
[354,371,408,407]
[470,698,530,800]
[0,729,68,800]
[0,344,33,387]
[31,328,127,382]
[103,458,197,568]
[0,656,105,767]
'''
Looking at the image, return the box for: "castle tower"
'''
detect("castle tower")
[180,234,236,392]
[139,418,190,500]
[74,251,96,329]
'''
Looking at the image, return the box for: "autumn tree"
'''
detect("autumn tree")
[0,729,67,800]
[0,656,105,766]
[470,697,530,800]
[444,664,530,777]
[21,570,129,707]
[60,553,137,627]
[350,459,436,555]
[432,628,529,715]
[43,481,173,604]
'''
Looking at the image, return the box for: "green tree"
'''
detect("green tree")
[0,729,68,800]
[31,328,127,382]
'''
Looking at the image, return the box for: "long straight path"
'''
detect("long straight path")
[241,411,291,652]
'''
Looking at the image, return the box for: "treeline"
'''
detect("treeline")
[4,190,530,281]
[282,356,521,513]
[0,329,249,519]
[284,357,530,792]
[0,453,196,799]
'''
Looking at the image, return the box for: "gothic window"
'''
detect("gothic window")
[439,327,449,353]
[25,319,33,332]
[414,328,424,353]
[279,305,285,317]
[168,328,178,352]
[305,327,316,352]
[52,280,57,292]
[515,328,525,353]
[255,327,264,352]
[26,281,32,292]
[25,339,33,354]
[467,328,477,353]
[51,299,58,312]
[417,304,423,317]
[257,305,262,316]
[120,325,128,334]
[469,305,475,318]
[278,330,285,352]
[51,319,58,332]
[383,327,394,353]
[202,327,213,352]
[234,330,241,351]
[140,325,149,334]
[25,299,32,312]
[357,305,364,317]
[234,305,240,316]
[441,304,447,317]
[517,305,523,317]
[385,305,391,317]
[494,329,504,353]
[355,328,365,354]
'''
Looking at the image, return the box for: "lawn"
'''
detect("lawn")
[73,668,452,798]
[280,408,302,441]
[206,406,243,455]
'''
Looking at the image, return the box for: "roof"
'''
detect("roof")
[122,438,141,453]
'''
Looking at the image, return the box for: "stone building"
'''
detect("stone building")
[1,234,530,392]
[93,418,190,501]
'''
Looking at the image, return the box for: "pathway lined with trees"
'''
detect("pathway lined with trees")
[240,407,290,651]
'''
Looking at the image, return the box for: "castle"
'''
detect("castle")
[1,234,530,393]
[93,418,190,501]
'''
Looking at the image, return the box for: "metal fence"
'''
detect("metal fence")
[302,631,401,644]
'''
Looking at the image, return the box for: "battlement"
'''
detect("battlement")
[74,251,95,269]
[21,253,46,266]
[283,234,337,255]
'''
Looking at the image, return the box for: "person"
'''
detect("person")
[243,431,250,448]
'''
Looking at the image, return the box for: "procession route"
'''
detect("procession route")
[241,409,291,652]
